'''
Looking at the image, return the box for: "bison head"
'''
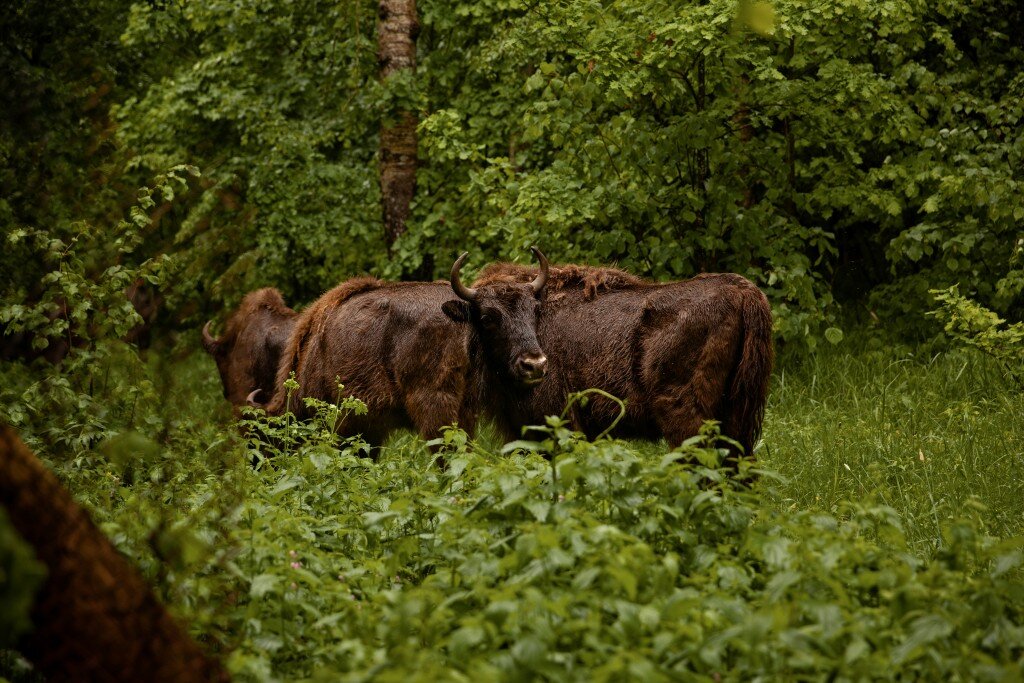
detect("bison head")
[201,289,296,408]
[442,247,549,387]
[202,319,253,407]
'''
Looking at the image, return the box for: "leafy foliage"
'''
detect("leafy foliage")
[412,0,1024,339]
[116,0,384,305]
[1,166,196,354]
[60,0,1019,340]
[0,168,196,453]
[931,286,1024,387]
[32,367,1024,681]
[0,0,138,300]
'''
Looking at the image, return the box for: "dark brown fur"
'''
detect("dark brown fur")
[262,276,547,445]
[473,263,774,456]
[203,288,297,409]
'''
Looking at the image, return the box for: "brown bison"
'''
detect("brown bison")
[472,263,774,456]
[202,287,297,409]
[255,249,550,446]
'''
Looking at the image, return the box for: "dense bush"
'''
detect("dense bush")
[931,286,1024,387]
[8,1,1017,338]
[0,168,195,455]
[102,0,1024,341]
[23,385,1019,681]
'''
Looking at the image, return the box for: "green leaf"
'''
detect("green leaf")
[824,327,844,345]
[250,574,280,598]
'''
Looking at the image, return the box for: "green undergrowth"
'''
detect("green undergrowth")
[1,335,1023,680]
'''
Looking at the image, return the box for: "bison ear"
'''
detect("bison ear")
[441,300,471,323]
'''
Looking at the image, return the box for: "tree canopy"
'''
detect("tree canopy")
[3,0,1023,345]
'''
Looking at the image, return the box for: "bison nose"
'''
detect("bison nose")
[517,354,548,381]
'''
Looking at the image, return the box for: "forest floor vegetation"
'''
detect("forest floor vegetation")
[1,331,1022,680]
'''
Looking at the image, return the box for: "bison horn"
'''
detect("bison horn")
[530,246,549,295]
[246,389,263,407]
[450,252,478,302]
[201,321,219,352]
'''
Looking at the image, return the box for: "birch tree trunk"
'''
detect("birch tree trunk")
[378,0,419,252]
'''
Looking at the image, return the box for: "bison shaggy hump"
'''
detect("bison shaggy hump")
[475,263,642,301]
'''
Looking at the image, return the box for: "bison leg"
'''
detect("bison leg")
[332,414,399,457]
[653,337,738,457]
[654,395,716,450]
[655,383,749,470]
[411,393,466,440]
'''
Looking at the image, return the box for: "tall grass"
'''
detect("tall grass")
[762,334,1024,551]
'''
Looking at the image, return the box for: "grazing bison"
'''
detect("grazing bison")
[202,287,297,409]
[256,249,550,446]
[472,263,774,457]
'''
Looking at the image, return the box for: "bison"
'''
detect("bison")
[202,287,297,410]
[254,249,551,446]
[472,263,774,457]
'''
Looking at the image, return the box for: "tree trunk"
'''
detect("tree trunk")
[378,0,419,253]
[695,53,714,271]
[0,425,228,683]
[734,73,754,210]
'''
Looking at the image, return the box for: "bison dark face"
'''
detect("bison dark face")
[442,247,550,387]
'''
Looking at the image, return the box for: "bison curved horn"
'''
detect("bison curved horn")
[529,246,549,295]
[201,321,219,352]
[450,252,478,302]
[246,389,263,407]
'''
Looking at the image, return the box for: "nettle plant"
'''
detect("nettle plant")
[168,387,1024,680]
[240,374,371,466]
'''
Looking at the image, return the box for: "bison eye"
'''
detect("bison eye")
[479,309,499,327]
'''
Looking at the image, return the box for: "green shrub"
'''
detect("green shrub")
[931,286,1024,387]
[41,380,1023,681]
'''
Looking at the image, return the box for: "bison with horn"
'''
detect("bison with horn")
[472,263,774,458]
[201,288,298,411]
[252,249,551,445]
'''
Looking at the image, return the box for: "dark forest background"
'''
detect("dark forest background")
[3,0,1022,349]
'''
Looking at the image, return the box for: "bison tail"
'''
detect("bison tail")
[725,287,774,457]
